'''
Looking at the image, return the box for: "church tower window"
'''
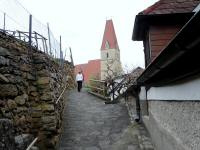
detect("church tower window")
[106,52,109,58]
[105,41,110,49]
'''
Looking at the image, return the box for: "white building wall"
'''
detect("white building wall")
[144,101,200,150]
[140,76,200,150]
[147,76,200,101]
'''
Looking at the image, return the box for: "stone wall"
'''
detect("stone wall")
[0,32,75,150]
[0,119,15,149]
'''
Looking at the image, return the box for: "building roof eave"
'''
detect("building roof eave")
[137,10,200,86]
[132,13,194,41]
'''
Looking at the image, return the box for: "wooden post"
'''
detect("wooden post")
[3,13,6,32]
[29,15,32,49]
[44,39,48,55]
[60,35,62,58]
[69,47,74,66]
[18,31,21,40]
[47,23,52,55]
[64,48,67,60]
[34,32,38,49]
[60,35,63,67]
[42,37,46,53]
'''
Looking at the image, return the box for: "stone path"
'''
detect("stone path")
[59,90,152,150]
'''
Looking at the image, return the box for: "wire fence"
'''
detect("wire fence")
[0,0,74,148]
[0,0,71,62]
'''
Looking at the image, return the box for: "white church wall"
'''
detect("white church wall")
[100,49,122,80]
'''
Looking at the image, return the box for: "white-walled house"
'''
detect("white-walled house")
[132,0,200,150]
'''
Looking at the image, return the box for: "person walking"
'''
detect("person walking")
[76,71,84,92]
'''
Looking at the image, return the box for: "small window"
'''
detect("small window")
[105,41,110,49]
[106,52,109,58]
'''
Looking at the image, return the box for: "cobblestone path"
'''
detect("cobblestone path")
[59,90,141,150]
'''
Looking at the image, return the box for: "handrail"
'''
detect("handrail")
[55,84,67,104]
[88,79,107,98]
[26,137,38,150]
[87,85,104,91]
[89,79,105,83]
[107,77,127,95]
[25,83,68,149]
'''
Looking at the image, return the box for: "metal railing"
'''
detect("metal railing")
[55,84,68,104]
[26,137,38,150]
[0,0,72,62]
[88,76,132,104]
[25,83,68,150]
[87,79,124,103]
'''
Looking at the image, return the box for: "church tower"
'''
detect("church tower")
[100,19,122,80]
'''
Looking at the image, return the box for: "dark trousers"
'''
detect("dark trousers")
[77,81,82,92]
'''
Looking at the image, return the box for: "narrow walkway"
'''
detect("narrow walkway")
[59,90,141,150]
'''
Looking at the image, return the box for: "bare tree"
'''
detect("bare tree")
[104,58,122,81]
[104,62,143,103]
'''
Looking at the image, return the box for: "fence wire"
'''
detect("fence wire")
[0,0,72,148]
[0,0,66,62]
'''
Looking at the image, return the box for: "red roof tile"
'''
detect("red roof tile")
[141,0,200,15]
[101,20,119,50]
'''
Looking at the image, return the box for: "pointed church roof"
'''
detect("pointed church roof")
[101,19,119,50]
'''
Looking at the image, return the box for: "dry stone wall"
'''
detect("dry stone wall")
[0,32,75,150]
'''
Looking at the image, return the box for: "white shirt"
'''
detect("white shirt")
[76,73,83,81]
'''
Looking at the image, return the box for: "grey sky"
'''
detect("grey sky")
[17,0,158,69]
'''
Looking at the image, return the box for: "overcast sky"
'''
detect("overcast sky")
[16,0,158,69]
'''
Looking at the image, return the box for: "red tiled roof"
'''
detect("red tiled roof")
[101,19,119,50]
[75,59,101,83]
[141,0,200,15]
